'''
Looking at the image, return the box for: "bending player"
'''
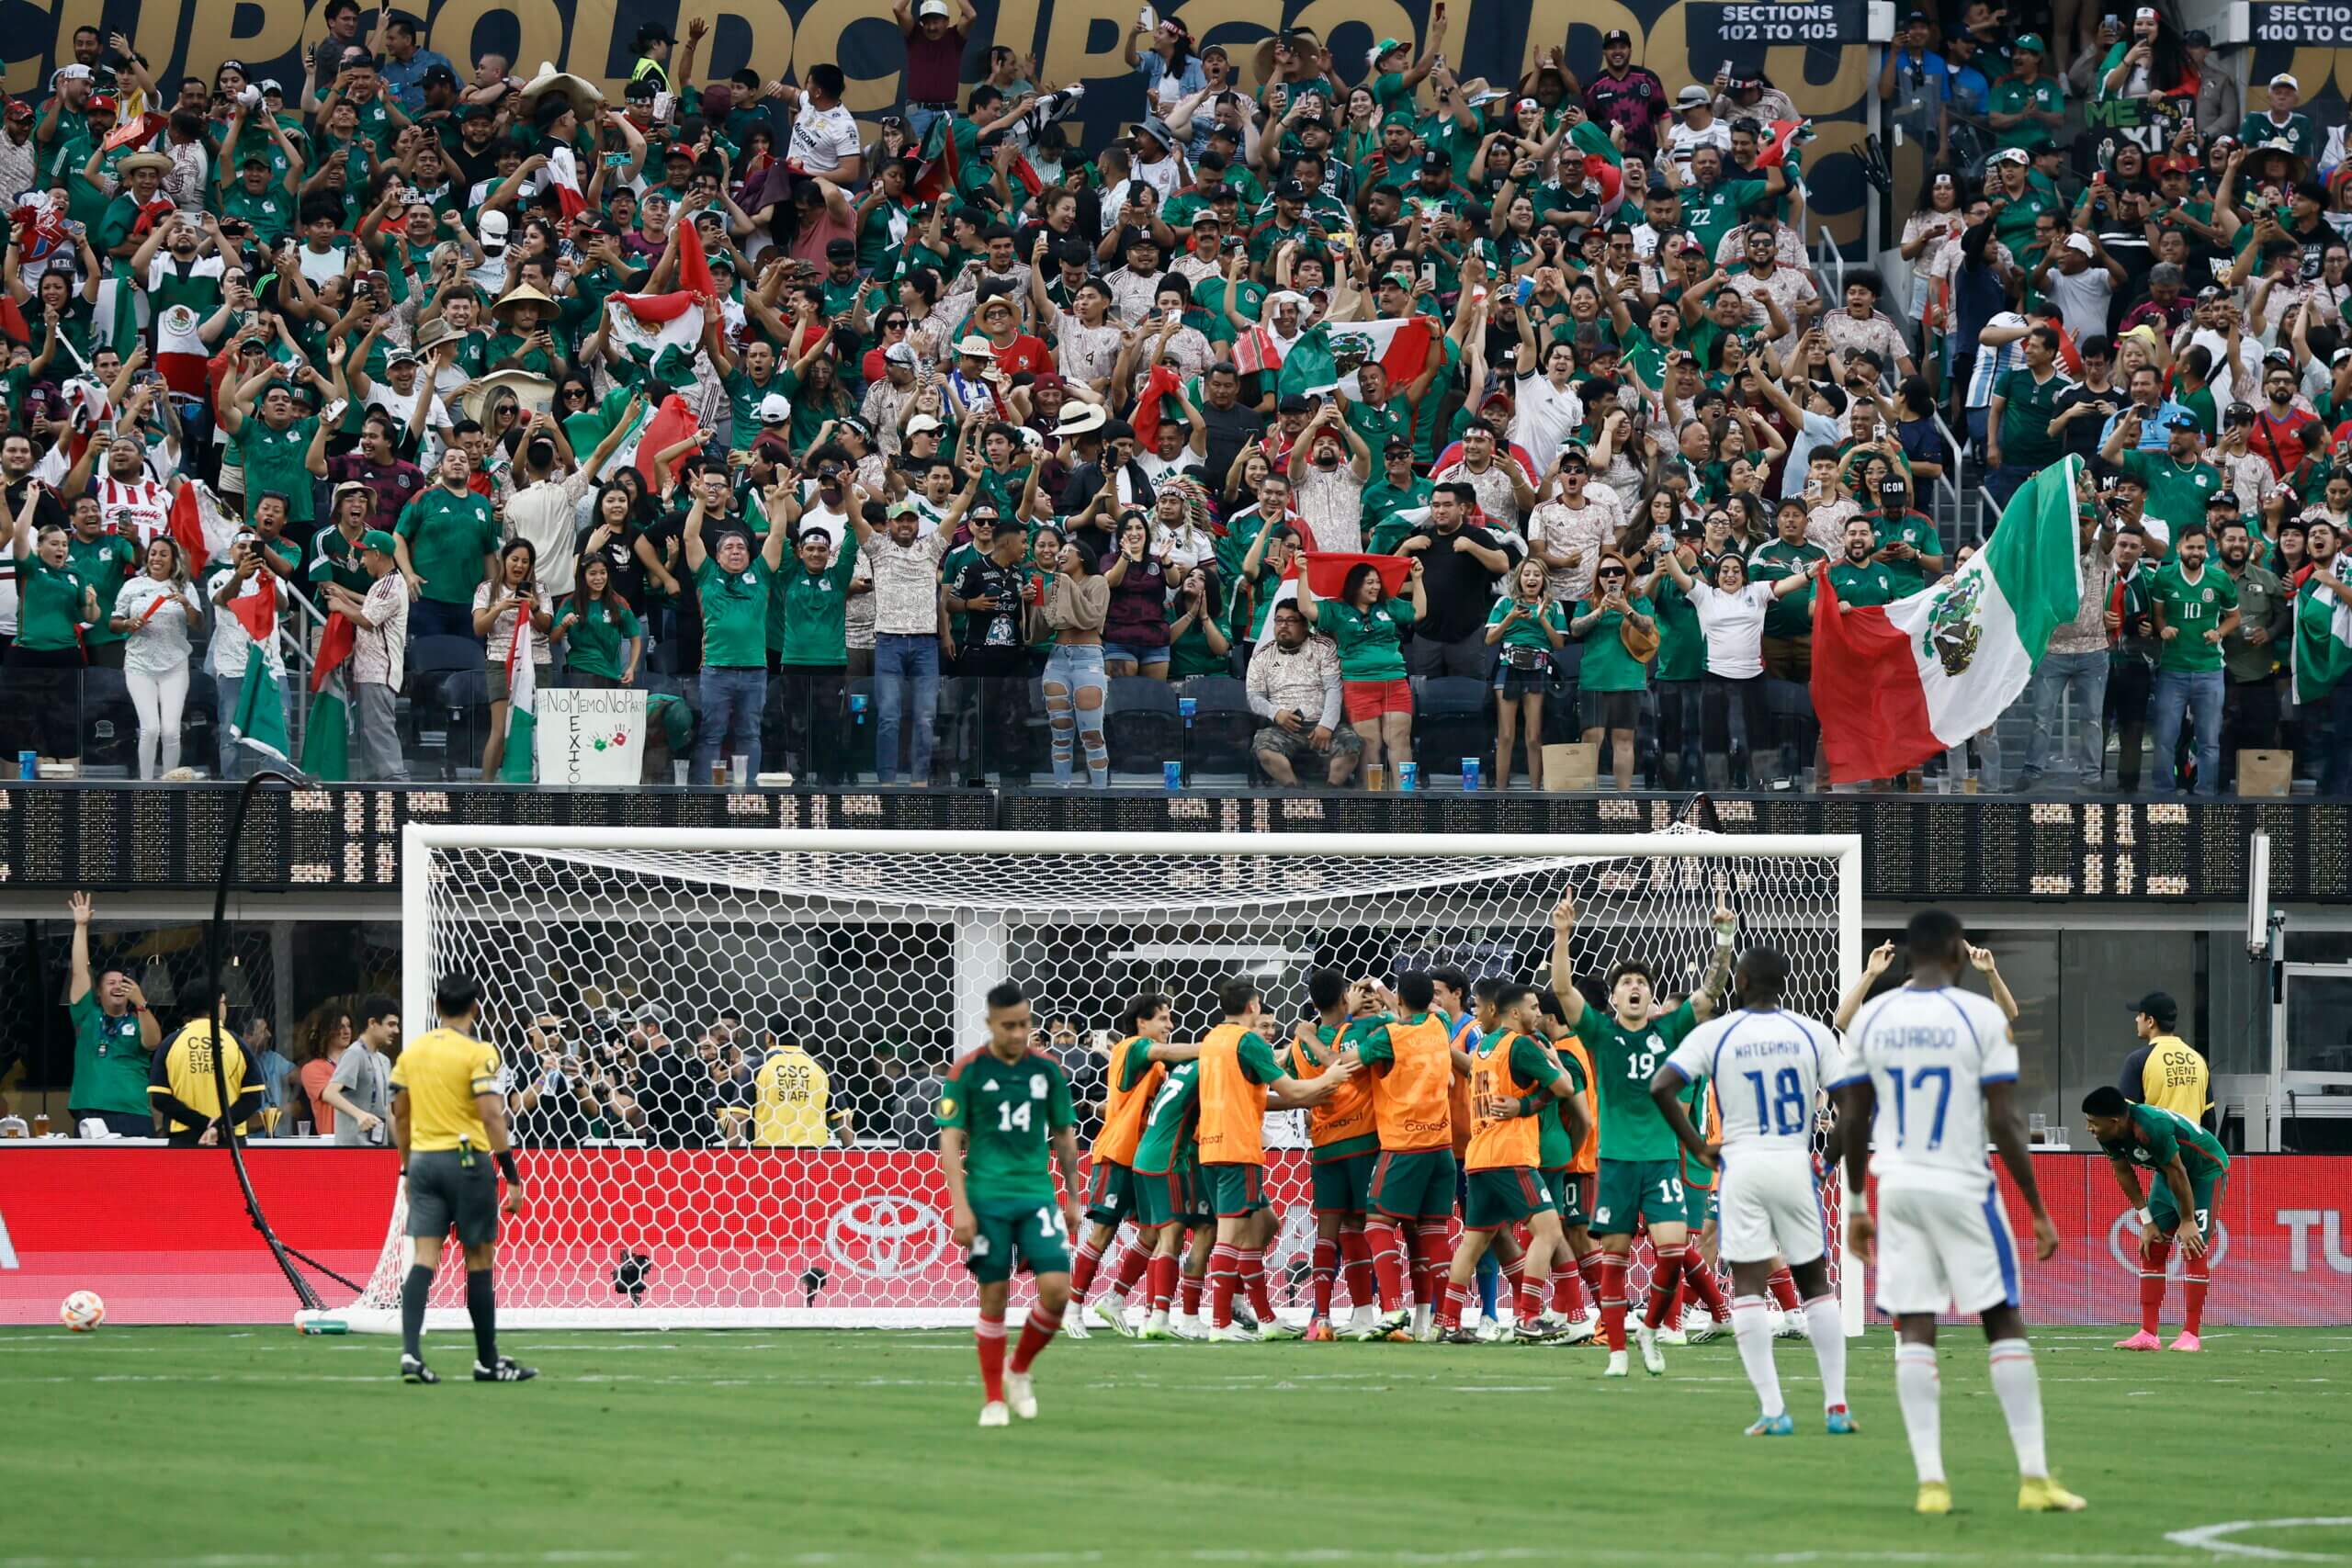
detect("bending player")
[1650,946,1853,1434]
[2083,1086,2228,1352]
[1292,972,1384,1341]
[1069,994,1200,1337]
[937,981,1086,1427]
[1195,978,1357,1342]
[1551,892,1734,1377]
[1441,984,1590,1343]
[1838,910,2085,1515]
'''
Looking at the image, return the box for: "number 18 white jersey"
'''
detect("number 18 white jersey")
[1664,1006,1842,1152]
[1834,985,2018,1198]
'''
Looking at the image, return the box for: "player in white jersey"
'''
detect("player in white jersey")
[1835,909,2085,1517]
[1651,946,1852,1437]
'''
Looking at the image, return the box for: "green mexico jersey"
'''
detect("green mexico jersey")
[2121,452,2222,540]
[934,1047,1074,1209]
[1130,1057,1201,1176]
[1574,998,1699,1162]
[69,991,151,1117]
[2101,1101,2230,1183]
[2148,561,2236,673]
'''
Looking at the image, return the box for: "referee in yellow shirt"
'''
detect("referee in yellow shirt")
[147,997,264,1146]
[390,974,535,1385]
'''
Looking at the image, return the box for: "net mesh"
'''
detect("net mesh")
[350,833,1852,1328]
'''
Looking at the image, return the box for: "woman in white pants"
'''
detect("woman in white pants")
[109,537,206,778]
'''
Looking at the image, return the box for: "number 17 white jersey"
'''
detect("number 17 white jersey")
[1663,1006,1842,1152]
[1833,984,2018,1198]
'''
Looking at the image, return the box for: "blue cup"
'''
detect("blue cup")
[1396,761,1419,792]
[17,750,34,780]
[1163,761,1182,791]
[850,693,868,722]
[1178,696,1197,721]
[1463,758,1481,791]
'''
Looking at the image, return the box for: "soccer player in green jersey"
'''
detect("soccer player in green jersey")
[937,981,1086,1427]
[1130,1055,1215,1339]
[1549,892,1734,1377]
[2083,1086,2230,1352]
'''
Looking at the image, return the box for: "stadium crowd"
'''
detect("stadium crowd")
[1,2,2349,796]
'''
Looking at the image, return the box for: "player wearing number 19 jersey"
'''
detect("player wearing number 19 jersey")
[1836,910,2084,1516]
[937,981,1086,1429]
[1549,893,1733,1377]
[1652,947,1852,1436]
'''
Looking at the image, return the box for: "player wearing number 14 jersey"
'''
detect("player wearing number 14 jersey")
[1549,893,1734,1378]
[937,981,1087,1429]
[1650,946,1853,1436]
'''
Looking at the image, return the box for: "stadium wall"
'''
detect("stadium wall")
[3,1145,2346,1326]
[0,0,1878,242]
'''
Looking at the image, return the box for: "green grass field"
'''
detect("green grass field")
[6,1325,2348,1567]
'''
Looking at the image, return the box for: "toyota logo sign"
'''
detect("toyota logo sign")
[824,1193,951,1279]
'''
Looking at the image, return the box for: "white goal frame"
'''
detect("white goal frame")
[333,826,1865,1336]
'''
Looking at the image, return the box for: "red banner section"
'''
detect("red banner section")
[4,1148,2349,1326]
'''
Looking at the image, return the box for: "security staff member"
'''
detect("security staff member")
[751,1031,835,1147]
[2120,989,2212,1128]
[147,998,263,1146]
[390,974,535,1386]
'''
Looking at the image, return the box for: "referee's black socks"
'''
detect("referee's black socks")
[466,1269,498,1366]
[401,1264,434,1359]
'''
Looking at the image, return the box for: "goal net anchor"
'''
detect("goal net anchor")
[320,828,1864,1337]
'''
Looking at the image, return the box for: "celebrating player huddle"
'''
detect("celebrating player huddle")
[935,902,2087,1518]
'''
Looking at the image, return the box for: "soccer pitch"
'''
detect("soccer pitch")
[6,1325,2347,1567]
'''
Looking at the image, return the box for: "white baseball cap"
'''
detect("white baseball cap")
[2271,73,2300,91]
[479,209,510,254]
[755,392,793,424]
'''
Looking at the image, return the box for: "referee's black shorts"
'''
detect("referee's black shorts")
[405,1150,500,1247]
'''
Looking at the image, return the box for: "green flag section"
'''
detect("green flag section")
[230,649,291,764]
[496,617,537,783]
[1810,457,2085,784]
[300,612,356,782]
[1276,315,1436,400]
[2295,559,2352,704]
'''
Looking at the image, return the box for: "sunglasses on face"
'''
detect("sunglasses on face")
[1596,568,1627,580]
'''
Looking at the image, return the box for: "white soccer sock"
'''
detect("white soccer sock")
[1987,1337,2049,1478]
[1804,1294,1848,1409]
[1731,1295,1783,1418]
[1894,1342,1945,1484]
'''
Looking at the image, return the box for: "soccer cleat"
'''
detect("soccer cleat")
[2112,1329,2163,1351]
[1347,1305,1380,1337]
[1656,1324,1690,1347]
[1207,1323,1251,1343]
[1258,1319,1305,1342]
[978,1401,1011,1427]
[2168,1331,2202,1352]
[1745,1412,1796,1437]
[1604,1349,1631,1377]
[1555,1314,1597,1346]
[1139,1314,1176,1342]
[1303,1319,1335,1342]
[1778,1311,1811,1341]
[399,1354,439,1385]
[1062,1310,1091,1340]
[1442,1325,1484,1345]
[1511,1321,1563,1344]
[1372,1309,1412,1342]
[1916,1483,1953,1516]
[2018,1478,2089,1513]
[1002,1371,1037,1419]
[1635,1324,1666,1375]
[1410,1303,1433,1340]
[1168,1316,1207,1343]
[472,1357,537,1382]
[1685,1316,1725,1346]
[1090,1296,1136,1338]
[1230,1300,1261,1332]
[1826,1404,1859,1435]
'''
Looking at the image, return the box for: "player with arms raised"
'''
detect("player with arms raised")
[2082,1086,2229,1352]
[1650,946,1852,1434]
[1550,893,1734,1377]
[1836,910,2085,1515]
[937,981,1087,1427]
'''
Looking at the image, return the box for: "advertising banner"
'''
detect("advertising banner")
[6,1146,2346,1325]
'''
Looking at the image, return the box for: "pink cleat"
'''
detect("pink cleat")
[2167,1332,2203,1352]
[2113,1329,2163,1351]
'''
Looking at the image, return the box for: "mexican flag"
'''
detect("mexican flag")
[301,611,356,782]
[496,613,536,783]
[1810,457,2084,784]
[1230,322,1286,378]
[1277,315,1435,400]
[226,576,291,764]
[1302,552,1411,598]
[165,478,238,574]
[2294,557,2352,703]
[542,141,588,220]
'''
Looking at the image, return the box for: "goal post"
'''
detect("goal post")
[311,826,1864,1335]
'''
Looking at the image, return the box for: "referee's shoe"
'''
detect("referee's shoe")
[401,1354,439,1384]
[474,1356,537,1382]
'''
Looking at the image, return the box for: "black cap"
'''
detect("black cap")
[420,63,458,89]
[1419,148,1451,172]
[1276,176,1308,200]
[2209,490,2240,508]
[1382,436,1413,454]
[1603,28,1633,44]
[825,237,857,260]
[2130,990,2178,1028]
[1277,392,1315,414]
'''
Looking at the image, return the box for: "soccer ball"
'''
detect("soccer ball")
[60,1291,105,1332]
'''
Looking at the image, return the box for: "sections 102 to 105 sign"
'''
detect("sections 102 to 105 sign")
[1691,1,1860,44]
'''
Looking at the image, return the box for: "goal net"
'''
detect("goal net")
[325,829,1861,1333]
